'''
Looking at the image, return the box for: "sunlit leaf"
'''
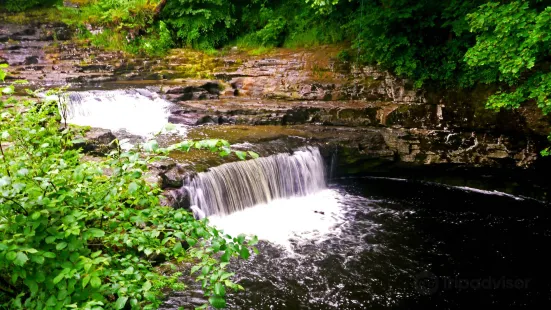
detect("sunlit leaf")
[248,151,260,159]
[115,296,128,309]
[235,151,247,160]
[90,276,101,288]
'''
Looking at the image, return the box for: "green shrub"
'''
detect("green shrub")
[0,67,259,309]
[162,0,235,49]
[127,21,174,56]
[0,0,60,12]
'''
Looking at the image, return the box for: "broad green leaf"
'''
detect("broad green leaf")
[53,272,65,284]
[205,139,219,149]
[177,140,192,152]
[239,247,250,260]
[86,228,105,238]
[115,296,128,309]
[42,252,56,258]
[143,140,159,152]
[142,281,152,292]
[249,235,259,246]
[128,182,139,194]
[173,242,183,253]
[57,289,68,302]
[31,212,41,220]
[31,255,45,265]
[6,251,16,261]
[56,242,68,250]
[219,147,231,157]
[236,234,246,244]
[211,241,221,252]
[90,276,101,288]
[14,252,29,266]
[220,272,234,281]
[190,265,201,274]
[220,251,231,263]
[46,295,57,307]
[35,271,46,283]
[214,282,226,297]
[82,275,91,289]
[144,291,156,301]
[235,151,247,160]
[248,151,260,159]
[208,296,226,309]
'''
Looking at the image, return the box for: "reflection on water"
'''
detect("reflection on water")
[162,177,551,309]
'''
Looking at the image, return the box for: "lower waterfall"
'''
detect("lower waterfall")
[182,147,327,217]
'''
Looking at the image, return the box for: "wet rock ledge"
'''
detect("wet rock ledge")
[2,20,550,200]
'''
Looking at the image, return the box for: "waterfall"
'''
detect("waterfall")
[182,147,327,217]
[59,89,182,136]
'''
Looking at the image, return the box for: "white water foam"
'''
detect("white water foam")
[456,186,525,200]
[207,189,344,249]
[59,89,185,137]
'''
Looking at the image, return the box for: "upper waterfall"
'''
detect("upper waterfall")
[182,147,327,217]
[60,89,182,136]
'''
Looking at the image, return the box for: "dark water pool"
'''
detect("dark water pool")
[163,177,551,309]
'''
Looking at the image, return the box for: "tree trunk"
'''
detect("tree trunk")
[153,0,168,20]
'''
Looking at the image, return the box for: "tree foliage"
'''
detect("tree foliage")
[465,1,551,115]
[161,0,235,49]
[0,0,60,12]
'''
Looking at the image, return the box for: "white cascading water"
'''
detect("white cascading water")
[183,147,327,217]
[60,89,182,136]
[181,147,344,247]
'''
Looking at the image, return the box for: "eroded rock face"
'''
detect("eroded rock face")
[213,49,425,103]
[302,126,544,173]
[74,128,116,155]
[2,18,548,177]
[159,164,196,189]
